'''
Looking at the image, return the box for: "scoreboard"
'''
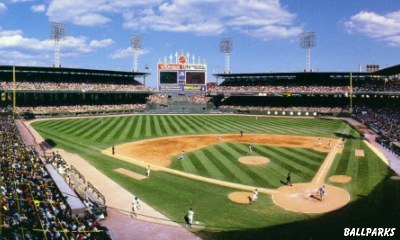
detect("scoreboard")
[158,51,207,91]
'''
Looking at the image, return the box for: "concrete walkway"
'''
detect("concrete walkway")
[342,118,400,175]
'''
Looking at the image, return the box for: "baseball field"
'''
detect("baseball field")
[31,115,400,240]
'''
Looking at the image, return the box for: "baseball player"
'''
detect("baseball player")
[328,140,332,149]
[286,171,292,186]
[178,150,185,160]
[187,208,194,228]
[318,185,325,200]
[146,165,150,177]
[132,198,139,217]
[251,189,258,203]
[247,145,252,154]
[317,138,322,146]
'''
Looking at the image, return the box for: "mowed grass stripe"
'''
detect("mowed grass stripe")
[146,115,154,137]
[191,151,226,179]
[118,116,137,141]
[177,116,198,134]
[178,153,199,174]
[290,147,327,160]
[183,116,206,133]
[133,115,144,138]
[202,148,242,183]
[39,119,77,131]
[52,119,89,134]
[70,118,105,138]
[81,118,113,139]
[107,117,131,141]
[224,143,276,188]
[218,116,260,133]
[127,116,140,139]
[186,116,212,133]
[35,119,70,130]
[91,117,120,141]
[171,116,194,134]
[61,118,99,135]
[263,146,315,176]
[163,116,180,135]
[334,140,355,175]
[140,115,148,138]
[153,115,168,136]
[252,146,306,181]
[195,116,226,133]
[143,115,151,137]
[158,116,174,135]
[182,153,204,175]
[214,145,256,185]
[196,116,232,133]
[273,147,323,171]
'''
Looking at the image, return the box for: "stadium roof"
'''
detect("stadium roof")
[373,64,400,76]
[0,65,149,82]
[213,64,400,80]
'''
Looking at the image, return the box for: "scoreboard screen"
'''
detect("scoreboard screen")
[159,71,178,84]
[186,72,205,84]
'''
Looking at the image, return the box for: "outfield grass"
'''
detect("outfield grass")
[31,115,400,239]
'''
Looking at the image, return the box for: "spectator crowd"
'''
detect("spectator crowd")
[0,116,110,239]
[16,104,146,114]
[1,81,149,92]
[353,106,400,143]
[218,105,345,113]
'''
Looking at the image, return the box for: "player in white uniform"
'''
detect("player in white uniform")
[146,165,151,177]
[187,208,194,227]
[251,189,258,203]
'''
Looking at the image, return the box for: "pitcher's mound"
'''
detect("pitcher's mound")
[239,156,270,165]
[228,192,252,204]
[272,183,350,214]
[329,175,352,183]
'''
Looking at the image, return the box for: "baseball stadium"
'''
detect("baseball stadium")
[1,3,400,240]
[1,59,400,240]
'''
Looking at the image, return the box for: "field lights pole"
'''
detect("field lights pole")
[300,32,316,72]
[220,38,233,74]
[50,22,66,68]
[131,35,143,72]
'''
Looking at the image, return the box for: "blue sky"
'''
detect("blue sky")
[0,0,399,87]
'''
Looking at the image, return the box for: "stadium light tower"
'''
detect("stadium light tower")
[300,32,316,72]
[220,38,233,74]
[131,35,143,72]
[50,22,66,68]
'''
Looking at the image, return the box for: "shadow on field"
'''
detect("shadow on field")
[334,133,359,139]
[200,174,400,240]
[44,138,57,148]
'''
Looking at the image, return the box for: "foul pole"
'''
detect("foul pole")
[349,72,353,114]
[13,66,16,118]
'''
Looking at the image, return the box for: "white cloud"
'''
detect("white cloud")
[0,28,114,54]
[110,47,148,59]
[123,0,301,39]
[46,0,301,40]
[31,4,46,13]
[89,38,114,48]
[345,10,400,46]
[0,50,50,66]
[46,0,161,26]
[0,3,7,13]
[10,0,34,3]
